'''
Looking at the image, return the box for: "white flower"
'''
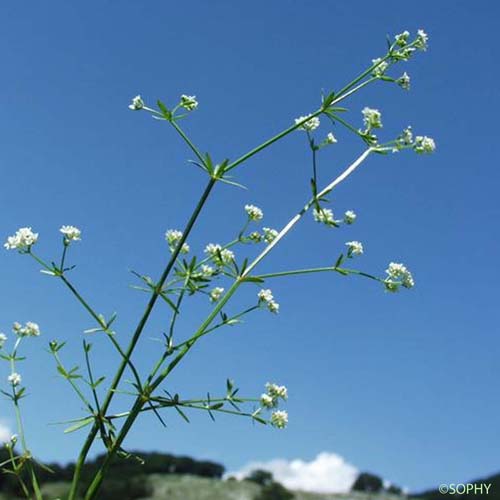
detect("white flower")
[399,126,413,145]
[414,135,436,154]
[0,333,6,348]
[60,225,81,242]
[271,410,288,429]
[8,372,21,386]
[398,72,411,90]
[326,132,337,144]
[260,393,275,409]
[395,30,410,46]
[200,264,215,277]
[267,300,280,314]
[416,29,429,50]
[209,287,224,303]
[13,321,40,337]
[262,227,278,244]
[371,57,389,77]
[248,231,262,243]
[128,95,144,110]
[362,107,383,130]
[204,243,234,265]
[346,241,364,256]
[313,208,334,225]
[295,114,320,132]
[165,229,189,253]
[258,289,274,303]
[4,227,39,251]
[258,289,279,313]
[180,94,198,111]
[385,262,415,289]
[344,210,357,224]
[266,383,288,401]
[245,204,264,221]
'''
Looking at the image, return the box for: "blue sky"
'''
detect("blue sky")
[1,0,499,492]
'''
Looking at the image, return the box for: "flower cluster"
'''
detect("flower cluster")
[4,227,38,251]
[295,114,320,132]
[345,241,364,256]
[13,321,40,337]
[271,410,288,429]
[398,72,411,90]
[258,289,279,314]
[209,287,224,303]
[326,132,337,144]
[204,243,235,266]
[8,372,21,386]
[165,229,190,254]
[245,204,264,221]
[60,225,81,243]
[371,57,389,77]
[0,333,7,348]
[414,135,436,154]
[362,107,383,131]
[385,262,415,291]
[313,207,335,226]
[262,227,278,244]
[128,95,144,110]
[344,210,357,224]
[180,94,198,111]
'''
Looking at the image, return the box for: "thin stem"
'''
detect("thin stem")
[70,177,217,499]
[170,120,206,165]
[225,109,323,172]
[83,148,374,499]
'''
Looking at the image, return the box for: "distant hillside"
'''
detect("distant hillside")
[412,472,500,500]
[0,474,409,500]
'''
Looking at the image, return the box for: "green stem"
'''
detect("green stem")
[70,177,217,500]
[83,148,374,499]
[225,109,323,172]
[170,120,206,165]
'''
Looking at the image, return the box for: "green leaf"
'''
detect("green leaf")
[174,405,190,423]
[64,417,95,434]
[157,100,172,120]
[334,254,344,268]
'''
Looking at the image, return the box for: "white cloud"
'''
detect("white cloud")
[0,420,12,443]
[228,451,359,493]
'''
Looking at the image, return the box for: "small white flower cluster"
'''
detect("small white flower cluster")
[398,72,411,90]
[199,264,215,277]
[346,241,364,256]
[4,227,39,251]
[399,126,414,145]
[262,227,278,244]
[395,30,410,47]
[248,231,262,243]
[204,243,235,266]
[0,332,7,348]
[259,383,288,429]
[415,29,429,51]
[60,225,81,243]
[128,95,144,110]
[258,289,279,314]
[180,94,198,111]
[313,207,335,225]
[362,107,383,130]
[209,287,224,303]
[295,114,320,132]
[414,135,436,154]
[371,57,389,77]
[326,132,337,145]
[271,410,288,429]
[261,382,288,408]
[385,262,415,291]
[8,372,22,386]
[13,321,40,337]
[344,210,357,224]
[245,204,264,221]
[165,229,190,254]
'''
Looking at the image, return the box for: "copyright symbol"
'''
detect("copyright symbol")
[439,484,449,494]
